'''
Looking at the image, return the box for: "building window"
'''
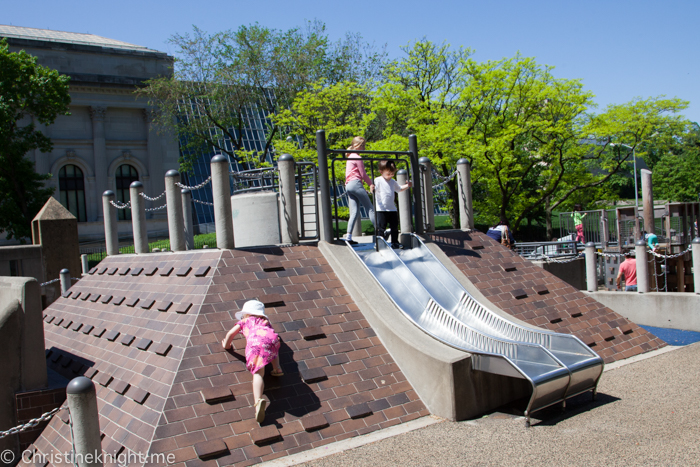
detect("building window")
[9,259,23,276]
[115,164,139,221]
[59,165,87,222]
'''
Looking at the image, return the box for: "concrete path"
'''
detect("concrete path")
[295,343,700,467]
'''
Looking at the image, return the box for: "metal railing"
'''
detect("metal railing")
[515,240,581,260]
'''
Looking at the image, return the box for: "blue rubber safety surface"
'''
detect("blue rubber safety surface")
[639,325,700,346]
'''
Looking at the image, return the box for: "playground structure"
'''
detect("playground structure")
[1,130,674,466]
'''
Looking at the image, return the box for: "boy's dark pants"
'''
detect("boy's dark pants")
[376,211,399,244]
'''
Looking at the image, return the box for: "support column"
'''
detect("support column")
[585,242,597,292]
[316,130,333,243]
[81,255,89,275]
[66,377,103,467]
[181,189,194,250]
[130,181,148,254]
[635,240,649,293]
[278,154,299,244]
[457,159,473,230]
[397,169,413,235]
[419,157,435,232]
[102,191,118,256]
[165,170,186,252]
[211,155,234,249]
[90,107,108,222]
[409,135,423,234]
[641,169,654,234]
[693,237,700,294]
[60,269,70,295]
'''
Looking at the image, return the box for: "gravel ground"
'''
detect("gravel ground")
[300,343,700,467]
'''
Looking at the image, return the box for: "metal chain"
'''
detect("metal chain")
[541,253,584,264]
[109,200,131,209]
[192,199,214,206]
[39,278,61,286]
[595,250,632,258]
[649,244,692,259]
[145,204,167,212]
[432,168,459,189]
[0,407,61,438]
[72,277,81,281]
[175,176,212,190]
[139,190,166,201]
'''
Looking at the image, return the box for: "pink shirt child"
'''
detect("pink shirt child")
[618,258,637,286]
[345,153,373,186]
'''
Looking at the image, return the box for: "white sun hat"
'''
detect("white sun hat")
[235,300,267,320]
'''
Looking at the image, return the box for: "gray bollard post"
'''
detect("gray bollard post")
[102,191,119,256]
[211,155,235,249]
[397,169,413,235]
[181,189,195,250]
[409,135,424,235]
[457,159,474,230]
[130,181,148,254]
[585,242,598,292]
[278,154,299,244]
[635,240,649,293]
[693,238,700,294]
[81,254,89,275]
[165,170,186,252]
[60,268,70,295]
[66,377,103,467]
[419,157,435,233]
[316,130,333,243]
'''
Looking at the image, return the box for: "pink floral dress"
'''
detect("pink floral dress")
[240,316,280,374]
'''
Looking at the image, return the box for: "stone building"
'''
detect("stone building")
[0,25,179,242]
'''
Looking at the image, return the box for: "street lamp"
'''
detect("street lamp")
[611,142,640,237]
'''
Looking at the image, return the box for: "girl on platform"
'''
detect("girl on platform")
[222,300,283,424]
[344,136,375,244]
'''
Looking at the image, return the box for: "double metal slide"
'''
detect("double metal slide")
[348,234,604,425]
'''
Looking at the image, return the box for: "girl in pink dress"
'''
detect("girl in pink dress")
[222,300,283,423]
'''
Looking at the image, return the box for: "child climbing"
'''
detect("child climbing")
[572,204,587,243]
[344,136,375,244]
[374,160,411,248]
[221,300,283,424]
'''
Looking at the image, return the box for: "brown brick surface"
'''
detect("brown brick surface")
[429,230,666,363]
[27,246,426,467]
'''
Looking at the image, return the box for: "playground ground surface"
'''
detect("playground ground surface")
[260,338,700,467]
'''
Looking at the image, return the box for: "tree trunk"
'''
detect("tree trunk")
[545,196,553,240]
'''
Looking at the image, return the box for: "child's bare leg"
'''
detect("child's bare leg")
[271,356,282,373]
[252,368,265,402]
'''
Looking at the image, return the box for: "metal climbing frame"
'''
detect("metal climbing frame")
[346,234,604,425]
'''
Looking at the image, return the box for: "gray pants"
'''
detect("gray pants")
[346,180,375,234]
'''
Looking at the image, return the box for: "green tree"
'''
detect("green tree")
[0,39,70,241]
[139,21,385,171]
[652,122,700,202]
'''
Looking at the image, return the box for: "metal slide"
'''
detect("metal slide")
[348,236,604,425]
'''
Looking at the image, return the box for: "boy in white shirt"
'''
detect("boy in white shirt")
[372,160,412,248]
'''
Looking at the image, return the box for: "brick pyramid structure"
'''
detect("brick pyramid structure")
[27,246,427,467]
[429,230,666,363]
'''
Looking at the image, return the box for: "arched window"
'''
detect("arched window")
[115,164,139,221]
[59,165,87,222]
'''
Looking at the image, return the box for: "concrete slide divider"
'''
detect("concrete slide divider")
[319,242,530,421]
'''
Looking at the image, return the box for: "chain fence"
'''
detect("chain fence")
[0,407,61,439]
[139,190,166,201]
[145,204,167,212]
[176,176,212,191]
[193,199,214,206]
[109,200,131,209]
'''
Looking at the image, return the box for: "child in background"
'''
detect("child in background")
[222,300,283,424]
[572,204,587,243]
[373,160,411,248]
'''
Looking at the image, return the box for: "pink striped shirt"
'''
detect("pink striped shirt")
[345,153,373,186]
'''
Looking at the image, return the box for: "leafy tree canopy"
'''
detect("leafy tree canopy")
[0,39,70,241]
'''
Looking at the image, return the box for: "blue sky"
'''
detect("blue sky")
[5,0,699,122]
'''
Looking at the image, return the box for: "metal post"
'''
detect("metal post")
[210,155,235,250]
[585,242,597,292]
[60,268,70,295]
[457,159,473,230]
[165,170,185,252]
[278,154,299,244]
[693,238,700,294]
[641,169,654,235]
[130,181,148,254]
[419,157,435,232]
[409,135,423,234]
[635,240,649,293]
[81,255,89,275]
[102,191,118,256]
[181,189,194,250]
[66,377,103,467]
[397,169,413,235]
[316,130,333,243]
